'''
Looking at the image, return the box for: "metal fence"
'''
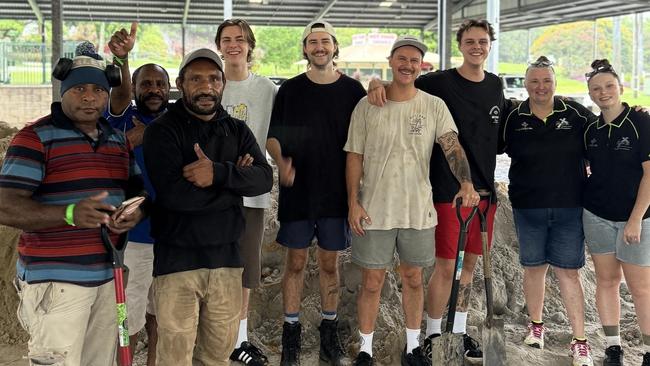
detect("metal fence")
[0,41,77,85]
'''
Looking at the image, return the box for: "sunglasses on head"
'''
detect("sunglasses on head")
[585,64,616,79]
[529,58,553,67]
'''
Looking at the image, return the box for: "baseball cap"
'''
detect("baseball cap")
[302,20,336,41]
[390,35,428,56]
[178,48,224,75]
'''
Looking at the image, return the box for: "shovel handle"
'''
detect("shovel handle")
[477,196,495,326]
[446,198,478,333]
[100,226,132,366]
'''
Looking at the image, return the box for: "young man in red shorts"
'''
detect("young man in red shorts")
[368,19,511,361]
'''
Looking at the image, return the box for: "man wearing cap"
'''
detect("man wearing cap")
[345,36,478,366]
[107,21,170,365]
[368,20,512,361]
[0,43,145,365]
[266,20,365,365]
[142,48,273,365]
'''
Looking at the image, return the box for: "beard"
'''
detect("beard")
[135,92,168,115]
[183,92,221,116]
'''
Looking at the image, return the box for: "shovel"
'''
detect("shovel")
[431,197,477,365]
[100,225,132,366]
[477,195,507,365]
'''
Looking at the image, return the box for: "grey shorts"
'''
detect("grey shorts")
[583,209,650,267]
[351,228,435,269]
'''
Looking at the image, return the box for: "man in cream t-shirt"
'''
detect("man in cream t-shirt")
[216,18,277,365]
[345,36,479,366]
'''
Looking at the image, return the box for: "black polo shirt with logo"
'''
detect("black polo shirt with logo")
[501,97,595,208]
[415,68,510,203]
[583,103,650,221]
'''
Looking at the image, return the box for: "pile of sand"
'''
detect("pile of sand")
[0,135,644,365]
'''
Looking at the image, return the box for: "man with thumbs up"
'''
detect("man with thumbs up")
[142,48,273,366]
[106,22,171,366]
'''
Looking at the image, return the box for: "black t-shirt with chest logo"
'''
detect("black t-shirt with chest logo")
[501,97,595,208]
[584,103,650,221]
[415,68,510,203]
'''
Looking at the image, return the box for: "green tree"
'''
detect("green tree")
[254,26,303,70]
[0,20,25,41]
[136,24,168,61]
[532,19,633,79]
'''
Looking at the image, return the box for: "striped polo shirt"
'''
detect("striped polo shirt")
[0,103,142,286]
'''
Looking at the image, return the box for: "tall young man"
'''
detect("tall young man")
[215,18,277,366]
[346,36,478,366]
[368,19,512,361]
[267,21,366,366]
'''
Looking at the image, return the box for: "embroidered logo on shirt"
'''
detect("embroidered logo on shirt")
[515,122,533,132]
[489,106,500,124]
[555,118,572,130]
[409,114,425,135]
[226,103,248,122]
[615,136,632,151]
[588,138,598,148]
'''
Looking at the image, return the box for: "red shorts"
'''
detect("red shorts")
[434,200,496,260]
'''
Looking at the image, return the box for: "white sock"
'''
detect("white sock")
[235,318,248,348]
[359,331,374,356]
[452,312,468,334]
[406,328,421,353]
[426,315,442,337]
[605,335,621,347]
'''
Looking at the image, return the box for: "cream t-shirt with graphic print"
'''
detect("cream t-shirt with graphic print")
[344,90,458,230]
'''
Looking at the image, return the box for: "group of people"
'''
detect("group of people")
[0,14,648,366]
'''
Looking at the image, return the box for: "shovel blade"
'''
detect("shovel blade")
[482,317,507,366]
[430,333,464,366]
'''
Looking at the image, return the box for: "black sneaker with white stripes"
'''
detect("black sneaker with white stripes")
[230,341,269,365]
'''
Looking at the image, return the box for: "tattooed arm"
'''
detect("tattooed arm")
[437,131,479,207]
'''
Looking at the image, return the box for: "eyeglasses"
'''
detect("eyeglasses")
[585,64,616,79]
[529,57,553,67]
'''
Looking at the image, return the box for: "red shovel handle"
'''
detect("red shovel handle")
[114,267,132,366]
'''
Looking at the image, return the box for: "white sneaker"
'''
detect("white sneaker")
[523,322,545,349]
[570,339,594,366]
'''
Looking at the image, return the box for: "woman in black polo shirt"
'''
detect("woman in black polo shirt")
[583,59,650,366]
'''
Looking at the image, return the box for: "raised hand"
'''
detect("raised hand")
[108,22,138,59]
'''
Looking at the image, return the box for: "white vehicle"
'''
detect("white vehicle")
[500,74,527,100]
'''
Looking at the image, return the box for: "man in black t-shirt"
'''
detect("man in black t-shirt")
[368,19,511,361]
[266,21,366,366]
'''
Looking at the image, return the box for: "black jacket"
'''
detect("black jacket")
[143,100,272,273]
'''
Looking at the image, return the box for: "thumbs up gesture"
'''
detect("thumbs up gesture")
[126,116,146,147]
[109,21,138,59]
[183,143,214,188]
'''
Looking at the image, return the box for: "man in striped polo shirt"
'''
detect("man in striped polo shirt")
[0,45,145,365]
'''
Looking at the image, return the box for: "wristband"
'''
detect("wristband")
[113,55,127,67]
[64,203,76,226]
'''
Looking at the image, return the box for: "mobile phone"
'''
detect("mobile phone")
[113,196,146,222]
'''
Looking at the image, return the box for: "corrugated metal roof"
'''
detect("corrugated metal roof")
[3,0,649,31]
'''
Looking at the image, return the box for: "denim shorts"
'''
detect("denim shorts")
[513,207,585,269]
[583,209,650,267]
[351,228,435,269]
[276,217,350,251]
